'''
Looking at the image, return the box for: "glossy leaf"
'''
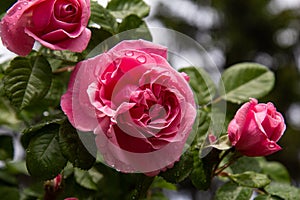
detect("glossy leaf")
[215,182,252,200]
[254,195,281,200]
[228,171,271,188]
[21,112,66,149]
[89,1,118,34]
[230,157,261,174]
[179,67,216,105]
[26,124,67,180]
[259,159,290,183]
[59,120,96,170]
[264,182,300,200]
[159,148,194,184]
[107,0,150,19]
[220,63,275,104]
[3,56,52,110]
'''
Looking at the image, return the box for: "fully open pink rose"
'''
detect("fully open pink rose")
[228,98,286,157]
[61,40,196,175]
[0,0,91,56]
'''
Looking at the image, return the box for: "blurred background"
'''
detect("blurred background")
[143,0,300,187]
[1,0,300,198]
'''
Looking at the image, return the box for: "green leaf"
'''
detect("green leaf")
[189,148,218,190]
[21,112,66,149]
[210,134,232,150]
[179,67,216,105]
[118,14,152,41]
[26,124,67,180]
[3,56,52,110]
[230,157,262,174]
[89,1,118,34]
[5,161,28,175]
[159,148,194,184]
[264,182,300,200]
[254,195,281,200]
[0,135,13,161]
[220,63,275,104]
[0,98,19,126]
[0,169,17,185]
[59,120,96,170]
[74,168,102,191]
[214,182,253,200]
[0,186,20,200]
[151,177,176,191]
[107,0,150,19]
[228,171,271,188]
[259,159,290,183]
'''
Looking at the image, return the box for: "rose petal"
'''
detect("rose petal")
[111,39,168,59]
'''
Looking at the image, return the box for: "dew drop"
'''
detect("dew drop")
[23,2,28,5]
[17,6,22,10]
[137,55,146,63]
[125,51,134,56]
[269,143,275,148]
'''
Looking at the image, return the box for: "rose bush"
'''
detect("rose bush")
[0,0,91,56]
[227,98,286,157]
[61,39,196,175]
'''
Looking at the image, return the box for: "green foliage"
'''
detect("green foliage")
[180,67,217,105]
[264,182,300,200]
[89,1,118,34]
[26,124,67,180]
[220,63,275,104]
[0,186,20,200]
[59,120,96,170]
[107,0,150,19]
[214,182,253,200]
[228,171,271,188]
[3,56,52,110]
[0,135,14,161]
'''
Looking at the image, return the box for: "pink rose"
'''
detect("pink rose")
[0,0,91,56]
[228,98,286,157]
[61,40,196,175]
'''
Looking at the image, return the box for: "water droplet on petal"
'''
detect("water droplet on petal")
[23,2,28,5]
[17,6,22,10]
[125,51,134,56]
[269,143,275,148]
[137,56,146,63]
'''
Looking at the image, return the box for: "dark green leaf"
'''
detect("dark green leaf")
[118,14,152,41]
[259,159,290,183]
[265,182,300,200]
[179,67,216,105]
[59,120,96,170]
[0,0,15,14]
[151,177,176,190]
[228,171,271,188]
[107,0,150,19]
[220,63,275,104]
[230,157,262,174]
[21,112,66,149]
[0,169,17,185]
[3,56,52,110]
[159,148,194,184]
[214,182,253,200]
[74,168,102,191]
[0,186,20,200]
[5,161,28,175]
[0,135,13,161]
[26,124,67,180]
[189,148,218,190]
[85,28,112,56]
[89,1,118,34]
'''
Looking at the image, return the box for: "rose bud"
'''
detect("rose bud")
[61,39,196,175]
[228,98,286,157]
[0,0,91,56]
